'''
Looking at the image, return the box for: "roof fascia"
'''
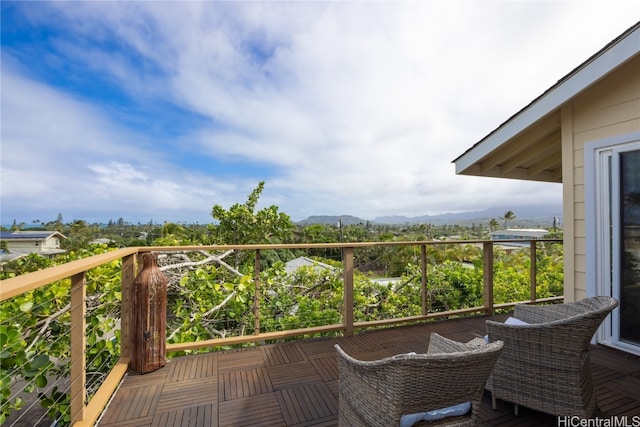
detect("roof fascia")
[454,24,640,174]
[1,232,67,240]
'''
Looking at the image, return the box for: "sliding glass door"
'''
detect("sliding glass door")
[619,149,640,346]
[589,136,640,354]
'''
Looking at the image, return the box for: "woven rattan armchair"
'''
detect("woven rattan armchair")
[335,333,503,427]
[485,296,618,417]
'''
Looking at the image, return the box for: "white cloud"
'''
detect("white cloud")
[2,1,639,223]
[0,63,247,223]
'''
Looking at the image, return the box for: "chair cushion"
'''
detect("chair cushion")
[504,316,529,325]
[485,316,530,342]
[400,402,471,427]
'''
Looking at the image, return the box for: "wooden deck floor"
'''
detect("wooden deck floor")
[98,315,640,426]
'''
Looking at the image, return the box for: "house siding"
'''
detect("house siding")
[42,238,59,250]
[564,54,640,301]
[561,104,575,301]
[7,241,44,252]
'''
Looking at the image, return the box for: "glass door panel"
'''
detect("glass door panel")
[620,150,640,346]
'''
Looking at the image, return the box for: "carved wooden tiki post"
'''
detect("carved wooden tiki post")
[130,252,167,373]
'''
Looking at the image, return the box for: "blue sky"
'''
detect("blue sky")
[1,1,638,224]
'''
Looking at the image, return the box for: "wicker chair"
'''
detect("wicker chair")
[485,296,618,417]
[335,333,503,427]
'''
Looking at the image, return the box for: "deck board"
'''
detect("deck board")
[98,315,640,426]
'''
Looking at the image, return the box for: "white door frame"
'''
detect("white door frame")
[585,131,640,355]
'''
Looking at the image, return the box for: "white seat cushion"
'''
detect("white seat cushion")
[400,401,471,427]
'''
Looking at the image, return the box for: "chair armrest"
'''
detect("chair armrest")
[335,344,402,425]
[492,298,618,354]
[513,297,617,324]
[485,317,592,359]
[334,344,399,397]
[514,303,573,323]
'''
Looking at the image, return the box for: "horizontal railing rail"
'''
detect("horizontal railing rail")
[0,238,562,426]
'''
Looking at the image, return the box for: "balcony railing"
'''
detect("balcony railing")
[0,239,562,426]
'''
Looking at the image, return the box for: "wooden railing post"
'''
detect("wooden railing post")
[254,249,261,335]
[530,241,537,302]
[120,254,136,359]
[420,245,428,315]
[70,272,86,424]
[343,247,354,336]
[482,242,494,315]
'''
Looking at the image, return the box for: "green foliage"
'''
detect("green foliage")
[492,243,564,301]
[0,247,122,426]
[0,253,53,279]
[425,260,483,311]
[164,242,563,350]
[211,181,293,246]
[260,263,343,333]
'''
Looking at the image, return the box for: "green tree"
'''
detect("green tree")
[499,211,516,229]
[296,224,341,260]
[62,220,93,251]
[489,218,499,231]
[211,182,293,246]
[161,222,185,237]
[53,213,64,231]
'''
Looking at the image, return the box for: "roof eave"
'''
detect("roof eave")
[453,22,640,176]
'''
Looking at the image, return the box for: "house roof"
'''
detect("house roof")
[284,256,336,275]
[490,228,549,237]
[89,238,114,245]
[0,231,67,241]
[453,21,640,182]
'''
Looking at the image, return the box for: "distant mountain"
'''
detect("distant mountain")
[296,215,369,226]
[375,204,562,226]
[297,204,562,227]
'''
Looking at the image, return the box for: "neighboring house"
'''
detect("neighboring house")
[453,22,640,355]
[490,228,549,240]
[89,238,115,245]
[490,228,549,248]
[0,231,67,261]
[284,256,336,275]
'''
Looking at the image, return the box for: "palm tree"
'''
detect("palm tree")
[499,211,516,229]
[489,218,499,232]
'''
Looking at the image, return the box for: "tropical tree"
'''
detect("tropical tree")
[62,220,95,251]
[161,222,186,237]
[211,181,293,246]
[499,211,516,229]
[489,218,500,231]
